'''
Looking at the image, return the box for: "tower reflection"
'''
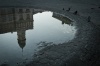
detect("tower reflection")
[0,7,34,49]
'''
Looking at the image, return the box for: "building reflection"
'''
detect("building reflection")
[0,8,34,50]
[52,13,72,25]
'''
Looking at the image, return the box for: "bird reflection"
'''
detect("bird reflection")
[0,7,34,50]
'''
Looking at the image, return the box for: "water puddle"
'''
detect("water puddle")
[0,7,77,66]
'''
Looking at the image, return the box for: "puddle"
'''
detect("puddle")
[0,7,77,66]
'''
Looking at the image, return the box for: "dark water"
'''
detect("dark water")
[0,8,77,66]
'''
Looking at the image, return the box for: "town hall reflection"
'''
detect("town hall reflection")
[0,8,73,50]
[0,8,34,50]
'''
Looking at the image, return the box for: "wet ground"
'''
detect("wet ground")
[26,9,100,66]
[0,1,100,66]
[0,7,79,66]
[25,6,100,66]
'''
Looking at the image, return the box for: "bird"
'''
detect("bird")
[73,11,78,15]
[91,8,94,9]
[88,16,91,22]
[62,8,64,10]
[66,8,71,11]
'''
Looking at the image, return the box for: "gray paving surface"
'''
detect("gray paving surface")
[0,0,100,66]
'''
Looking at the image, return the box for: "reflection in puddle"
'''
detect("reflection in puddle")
[0,8,77,66]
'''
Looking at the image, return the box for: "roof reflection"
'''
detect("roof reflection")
[52,12,72,25]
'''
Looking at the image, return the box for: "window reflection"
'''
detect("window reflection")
[26,9,30,13]
[26,14,30,19]
[8,8,13,14]
[0,8,34,50]
[0,8,6,15]
[8,14,13,21]
[1,15,6,22]
[19,14,23,20]
[19,9,23,13]
[0,8,73,51]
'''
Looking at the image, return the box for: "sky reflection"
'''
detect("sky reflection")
[0,8,77,66]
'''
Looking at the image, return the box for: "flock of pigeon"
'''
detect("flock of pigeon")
[62,7,100,22]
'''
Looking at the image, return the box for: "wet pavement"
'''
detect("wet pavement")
[0,1,100,66]
[25,8,100,66]
[0,7,78,66]
[26,14,100,66]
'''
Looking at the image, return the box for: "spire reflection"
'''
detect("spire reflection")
[0,7,34,49]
